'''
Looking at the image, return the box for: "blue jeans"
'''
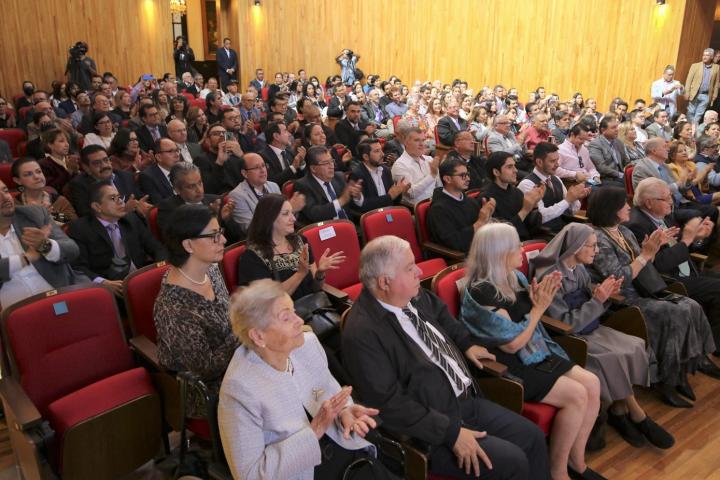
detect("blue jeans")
[687,93,710,124]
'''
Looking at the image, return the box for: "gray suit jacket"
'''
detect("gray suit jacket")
[631,157,665,191]
[227,180,281,233]
[486,130,523,157]
[218,332,372,480]
[0,206,81,290]
[645,122,672,142]
[588,135,627,180]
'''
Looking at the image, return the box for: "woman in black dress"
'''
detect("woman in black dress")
[461,222,604,480]
[237,194,345,300]
[173,36,196,78]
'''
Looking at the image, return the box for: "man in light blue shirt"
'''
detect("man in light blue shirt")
[336,49,359,87]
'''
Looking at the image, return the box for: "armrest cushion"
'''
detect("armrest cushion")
[541,315,572,334]
[0,377,43,431]
[479,360,508,377]
[129,335,161,370]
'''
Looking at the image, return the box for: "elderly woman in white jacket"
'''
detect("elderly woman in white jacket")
[219,279,384,480]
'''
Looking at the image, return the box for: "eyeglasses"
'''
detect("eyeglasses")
[89,156,111,167]
[450,172,470,178]
[244,164,267,171]
[157,148,180,154]
[105,194,125,203]
[652,197,673,204]
[192,228,225,243]
[208,131,227,137]
[315,161,334,167]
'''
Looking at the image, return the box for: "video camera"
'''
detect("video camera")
[68,41,88,61]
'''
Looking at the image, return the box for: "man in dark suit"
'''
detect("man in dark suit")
[134,104,168,153]
[156,162,242,243]
[342,236,550,480]
[349,139,408,213]
[249,68,265,93]
[68,181,166,296]
[260,121,306,187]
[446,131,490,191]
[437,98,468,147]
[0,181,84,308]
[626,177,720,360]
[294,146,363,224]
[216,37,238,91]
[68,145,144,217]
[334,101,373,155]
[138,138,180,204]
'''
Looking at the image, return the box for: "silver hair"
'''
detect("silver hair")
[229,279,288,345]
[359,236,411,290]
[466,223,522,302]
[644,137,666,155]
[169,161,200,189]
[493,114,509,127]
[395,119,413,137]
[704,48,715,56]
[634,177,668,207]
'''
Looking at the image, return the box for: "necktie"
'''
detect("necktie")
[323,182,348,219]
[280,150,291,170]
[545,178,554,194]
[106,223,127,258]
[402,308,470,393]
[150,126,160,142]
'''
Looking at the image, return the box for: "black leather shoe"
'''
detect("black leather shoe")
[568,465,608,480]
[676,381,696,401]
[699,358,720,379]
[633,416,675,449]
[607,412,645,447]
[654,383,693,408]
[586,412,607,452]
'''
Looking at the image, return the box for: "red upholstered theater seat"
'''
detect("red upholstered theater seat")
[299,220,362,298]
[147,206,161,239]
[0,128,26,158]
[221,241,246,294]
[519,240,547,278]
[123,261,171,343]
[360,206,448,282]
[189,97,206,111]
[282,180,295,199]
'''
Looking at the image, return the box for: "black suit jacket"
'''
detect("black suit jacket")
[138,164,174,204]
[68,170,141,217]
[294,173,354,224]
[68,214,167,280]
[216,47,238,86]
[445,150,490,191]
[200,151,244,194]
[259,144,303,187]
[342,288,480,447]
[625,207,698,277]
[135,124,169,153]
[327,96,345,118]
[436,115,468,147]
[156,194,243,243]
[334,118,368,155]
[349,163,396,213]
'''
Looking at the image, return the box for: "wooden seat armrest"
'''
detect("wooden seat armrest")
[479,360,508,377]
[541,315,572,334]
[422,241,465,262]
[0,377,43,431]
[129,335,161,370]
[571,211,588,223]
[322,284,350,302]
[690,253,708,271]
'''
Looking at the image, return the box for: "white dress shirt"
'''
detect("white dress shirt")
[0,226,59,309]
[517,168,580,224]
[367,165,387,196]
[177,143,194,164]
[311,175,363,218]
[391,150,440,205]
[377,299,471,396]
[651,78,683,116]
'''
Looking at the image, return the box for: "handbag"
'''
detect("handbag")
[294,290,341,340]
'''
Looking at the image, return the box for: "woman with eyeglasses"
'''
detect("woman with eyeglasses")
[154,204,239,418]
[108,128,153,173]
[83,112,116,150]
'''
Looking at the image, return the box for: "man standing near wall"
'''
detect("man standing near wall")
[216,37,238,92]
[686,48,719,124]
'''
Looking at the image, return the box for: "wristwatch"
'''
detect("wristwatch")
[37,239,52,255]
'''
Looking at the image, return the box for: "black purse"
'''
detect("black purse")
[293,290,341,340]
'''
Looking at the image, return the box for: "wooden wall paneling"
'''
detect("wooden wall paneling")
[0,0,173,98]
[235,0,689,110]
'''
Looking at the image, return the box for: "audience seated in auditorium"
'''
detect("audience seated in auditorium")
[343,235,551,480]
[0,183,84,310]
[557,123,600,184]
[390,128,440,206]
[108,128,154,173]
[84,111,116,150]
[445,130,490,190]
[349,138,409,213]
[487,114,526,171]
[134,104,168,153]
[645,109,673,141]
[219,279,385,479]
[427,157,495,253]
[197,123,244,195]
[220,106,257,154]
[12,157,77,224]
[68,181,166,295]
[533,222,674,449]
[462,223,605,478]
[38,129,80,193]
[167,118,207,166]
[483,151,544,240]
[666,140,720,205]
[334,100,372,155]
[550,110,571,144]
[632,138,718,224]
[237,193,345,300]
[436,98,468,147]
[517,142,589,233]
[228,152,305,234]
[294,146,363,224]
[695,135,720,191]
[585,187,717,408]
[587,115,627,188]
[68,145,143,217]
[138,138,180,204]
[521,112,552,157]
[157,162,240,242]
[154,204,237,418]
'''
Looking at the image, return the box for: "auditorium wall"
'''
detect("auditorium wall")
[235,0,710,109]
[0,0,173,96]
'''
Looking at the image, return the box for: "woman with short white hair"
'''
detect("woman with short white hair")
[218,279,389,480]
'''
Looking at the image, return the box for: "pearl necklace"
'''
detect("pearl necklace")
[177,267,208,285]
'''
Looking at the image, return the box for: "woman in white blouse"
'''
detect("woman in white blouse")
[83,111,116,150]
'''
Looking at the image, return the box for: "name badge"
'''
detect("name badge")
[319,226,336,241]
